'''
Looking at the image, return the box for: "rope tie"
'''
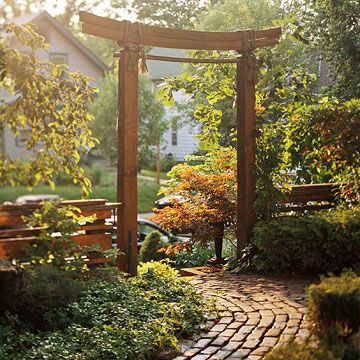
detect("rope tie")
[117,21,148,73]
[240,30,258,84]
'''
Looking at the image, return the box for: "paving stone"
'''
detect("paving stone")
[210,350,233,359]
[183,347,201,357]
[201,346,222,355]
[242,338,261,349]
[245,317,260,326]
[238,325,255,334]
[222,341,242,351]
[265,327,282,337]
[246,328,266,340]
[227,321,244,330]
[219,317,233,324]
[211,336,229,347]
[247,355,263,359]
[191,355,211,360]
[261,336,278,347]
[220,329,237,338]
[211,324,228,332]
[231,332,247,342]
[251,346,271,356]
[202,332,221,339]
[228,348,251,359]
[194,338,213,349]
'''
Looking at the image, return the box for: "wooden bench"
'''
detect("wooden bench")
[0,199,119,265]
[280,183,341,213]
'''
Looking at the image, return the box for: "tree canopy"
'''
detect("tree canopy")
[0,23,98,196]
[301,0,360,99]
[89,72,167,169]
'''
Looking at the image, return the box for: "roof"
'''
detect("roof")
[11,11,108,73]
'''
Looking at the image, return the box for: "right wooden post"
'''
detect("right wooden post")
[236,53,257,258]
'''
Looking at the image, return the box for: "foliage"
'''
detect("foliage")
[14,265,84,331]
[152,147,237,246]
[109,0,211,29]
[139,231,167,263]
[308,272,360,336]
[301,0,360,99]
[263,335,360,360]
[89,72,167,169]
[263,339,337,360]
[23,200,95,271]
[154,1,320,229]
[160,153,180,173]
[198,0,282,32]
[0,24,98,196]
[0,261,207,359]
[247,206,360,274]
[171,243,215,269]
[285,98,360,200]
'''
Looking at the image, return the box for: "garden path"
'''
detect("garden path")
[174,273,316,360]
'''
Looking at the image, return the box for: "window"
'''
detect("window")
[15,129,30,147]
[49,53,68,65]
[171,120,177,146]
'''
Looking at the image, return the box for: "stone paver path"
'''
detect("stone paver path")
[174,273,316,360]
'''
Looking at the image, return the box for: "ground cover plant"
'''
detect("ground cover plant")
[0,261,207,360]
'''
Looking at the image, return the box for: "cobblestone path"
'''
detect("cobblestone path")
[174,273,316,360]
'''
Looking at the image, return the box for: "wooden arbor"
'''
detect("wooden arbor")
[80,11,281,275]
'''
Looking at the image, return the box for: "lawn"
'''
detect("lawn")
[0,178,161,213]
[139,169,168,180]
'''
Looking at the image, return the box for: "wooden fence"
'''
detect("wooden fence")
[0,199,118,265]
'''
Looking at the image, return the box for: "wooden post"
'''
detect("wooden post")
[156,143,161,184]
[236,53,257,258]
[117,49,139,276]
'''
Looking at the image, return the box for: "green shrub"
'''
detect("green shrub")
[250,206,360,274]
[85,166,102,186]
[264,331,360,360]
[263,340,337,360]
[0,261,207,359]
[308,272,360,336]
[54,172,72,185]
[139,230,167,263]
[160,153,179,172]
[14,266,83,330]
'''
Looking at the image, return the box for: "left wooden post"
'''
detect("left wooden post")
[116,49,139,276]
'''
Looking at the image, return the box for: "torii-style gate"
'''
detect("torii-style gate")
[80,11,281,275]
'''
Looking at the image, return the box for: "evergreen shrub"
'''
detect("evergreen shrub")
[250,207,360,274]
[139,230,167,263]
[308,272,360,335]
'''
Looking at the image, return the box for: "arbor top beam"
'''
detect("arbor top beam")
[79,11,281,52]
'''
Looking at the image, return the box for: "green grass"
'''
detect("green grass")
[139,169,168,180]
[0,179,160,213]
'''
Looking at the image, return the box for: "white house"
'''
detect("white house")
[147,47,199,161]
[1,11,108,160]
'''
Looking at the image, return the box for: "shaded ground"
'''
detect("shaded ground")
[174,273,316,360]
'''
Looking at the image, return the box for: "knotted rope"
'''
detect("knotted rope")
[117,21,148,73]
[241,30,258,84]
